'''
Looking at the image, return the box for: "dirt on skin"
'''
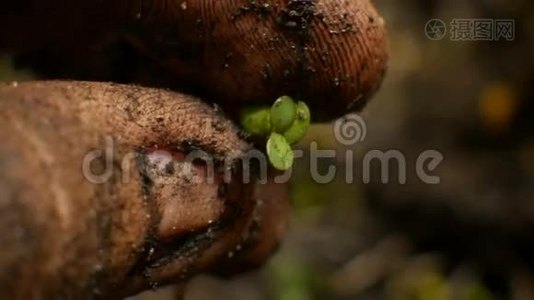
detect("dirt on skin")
[0,0,388,121]
[0,81,288,299]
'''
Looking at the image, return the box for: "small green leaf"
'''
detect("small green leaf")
[267,133,294,171]
[240,106,271,136]
[283,101,311,144]
[271,96,297,133]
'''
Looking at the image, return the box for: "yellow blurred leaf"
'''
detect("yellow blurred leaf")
[479,82,518,135]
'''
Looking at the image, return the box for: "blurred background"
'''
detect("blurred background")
[1,0,533,299]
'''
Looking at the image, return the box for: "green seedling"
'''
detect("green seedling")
[240,106,271,136]
[283,101,311,144]
[240,95,311,171]
[271,96,297,133]
[267,133,294,171]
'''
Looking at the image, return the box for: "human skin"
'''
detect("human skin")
[0,81,289,299]
[0,0,388,121]
[0,0,388,298]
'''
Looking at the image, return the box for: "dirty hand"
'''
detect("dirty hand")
[0,81,289,299]
[0,0,388,298]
